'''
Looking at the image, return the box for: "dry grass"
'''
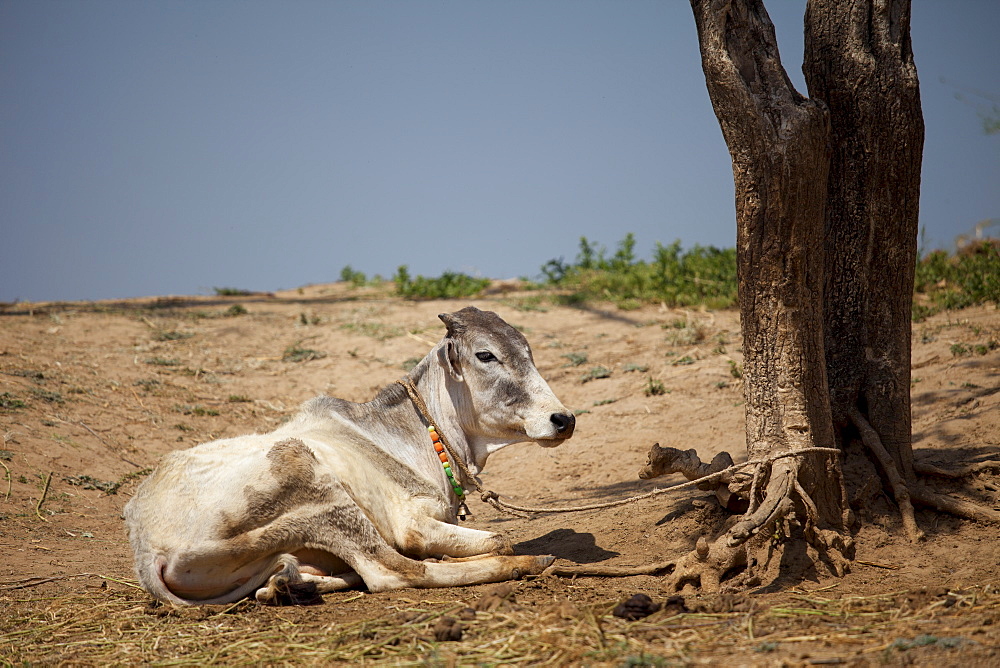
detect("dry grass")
[2,578,997,666]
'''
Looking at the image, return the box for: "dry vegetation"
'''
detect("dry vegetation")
[4,580,998,665]
[1,283,998,665]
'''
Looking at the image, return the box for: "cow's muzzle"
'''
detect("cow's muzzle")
[549,412,576,438]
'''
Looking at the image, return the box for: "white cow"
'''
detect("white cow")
[124,307,575,605]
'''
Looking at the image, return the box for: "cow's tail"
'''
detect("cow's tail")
[137,553,298,606]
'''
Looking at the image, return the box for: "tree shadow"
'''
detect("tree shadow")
[514,529,620,564]
[560,301,650,327]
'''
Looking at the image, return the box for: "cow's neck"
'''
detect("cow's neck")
[357,359,481,497]
[409,357,483,478]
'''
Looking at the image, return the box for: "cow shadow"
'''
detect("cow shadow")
[514,529,619,564]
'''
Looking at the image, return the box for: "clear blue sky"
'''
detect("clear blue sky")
[2,0,997,302]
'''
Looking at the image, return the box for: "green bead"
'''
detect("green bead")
[453,486,464,496]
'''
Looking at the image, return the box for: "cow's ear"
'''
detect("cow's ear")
[441,340,464,382]
[438,312,465,338]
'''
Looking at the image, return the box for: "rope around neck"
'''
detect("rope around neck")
[396,379,482,518]
[395,378,840,517]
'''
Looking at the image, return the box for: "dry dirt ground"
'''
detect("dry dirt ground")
[1,285,998,666]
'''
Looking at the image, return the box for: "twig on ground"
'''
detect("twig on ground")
[35,471,53,522]
[1,459,11,501]
[0,573,143,591]
[541,560,676,578]
[406,331,437,347]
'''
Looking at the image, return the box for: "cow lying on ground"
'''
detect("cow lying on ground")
[124,307,575,605]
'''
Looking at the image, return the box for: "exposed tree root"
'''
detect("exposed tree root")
[554,426,997,591]
[848,407,924,542]
[638,445,735,488]
[639,444,748,511]
[663,534,752,592]
[657,454,851,592]
[725,458,795,547]
[910,486,1000,523]
[566,446,853,592]
[849,406,1000,528]
[914,460,1000,479]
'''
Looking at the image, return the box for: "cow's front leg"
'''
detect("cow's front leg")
[401,518,513,560]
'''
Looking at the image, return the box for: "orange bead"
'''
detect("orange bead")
[434,442,444,453]
[439,452,449,463]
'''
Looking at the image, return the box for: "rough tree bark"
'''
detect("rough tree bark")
[658,0,855,591]
[804,0,959,534]
[803,0,999,528]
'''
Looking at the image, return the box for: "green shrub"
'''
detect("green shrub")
[0,393,26,410]
[561,352,588,367]
[394,266,490,299]
[282,344,326,363]
[542,234,997,315]
[145,357,180,366]
[914,242,1000,319]
[541,234,738,309]
[213,287,253,296]
[644,377,668,396]
[580,366,612,383]
[153,330,193,342]
[340,265,368,288]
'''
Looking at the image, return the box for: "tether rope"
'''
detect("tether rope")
[396,379,840,517]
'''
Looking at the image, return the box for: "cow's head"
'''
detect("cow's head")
[438,307,575,452]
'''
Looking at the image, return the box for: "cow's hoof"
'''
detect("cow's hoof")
[256,586,278,605]
[255,580,322,606]
[513,554,556,578]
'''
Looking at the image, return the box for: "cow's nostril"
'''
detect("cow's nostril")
[550,412,576,434]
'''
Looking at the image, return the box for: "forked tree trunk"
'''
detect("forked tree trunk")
[552,0,998,591]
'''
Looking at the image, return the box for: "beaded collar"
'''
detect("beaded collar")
[396,379,474,519]
[427,424,466,500]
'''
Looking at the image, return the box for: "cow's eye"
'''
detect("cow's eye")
[475,351,498,363]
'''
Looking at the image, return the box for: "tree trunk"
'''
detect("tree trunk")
[676,0,853,590]
[804,0,923,486]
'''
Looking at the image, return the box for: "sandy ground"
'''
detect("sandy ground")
[1,285,998,664]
